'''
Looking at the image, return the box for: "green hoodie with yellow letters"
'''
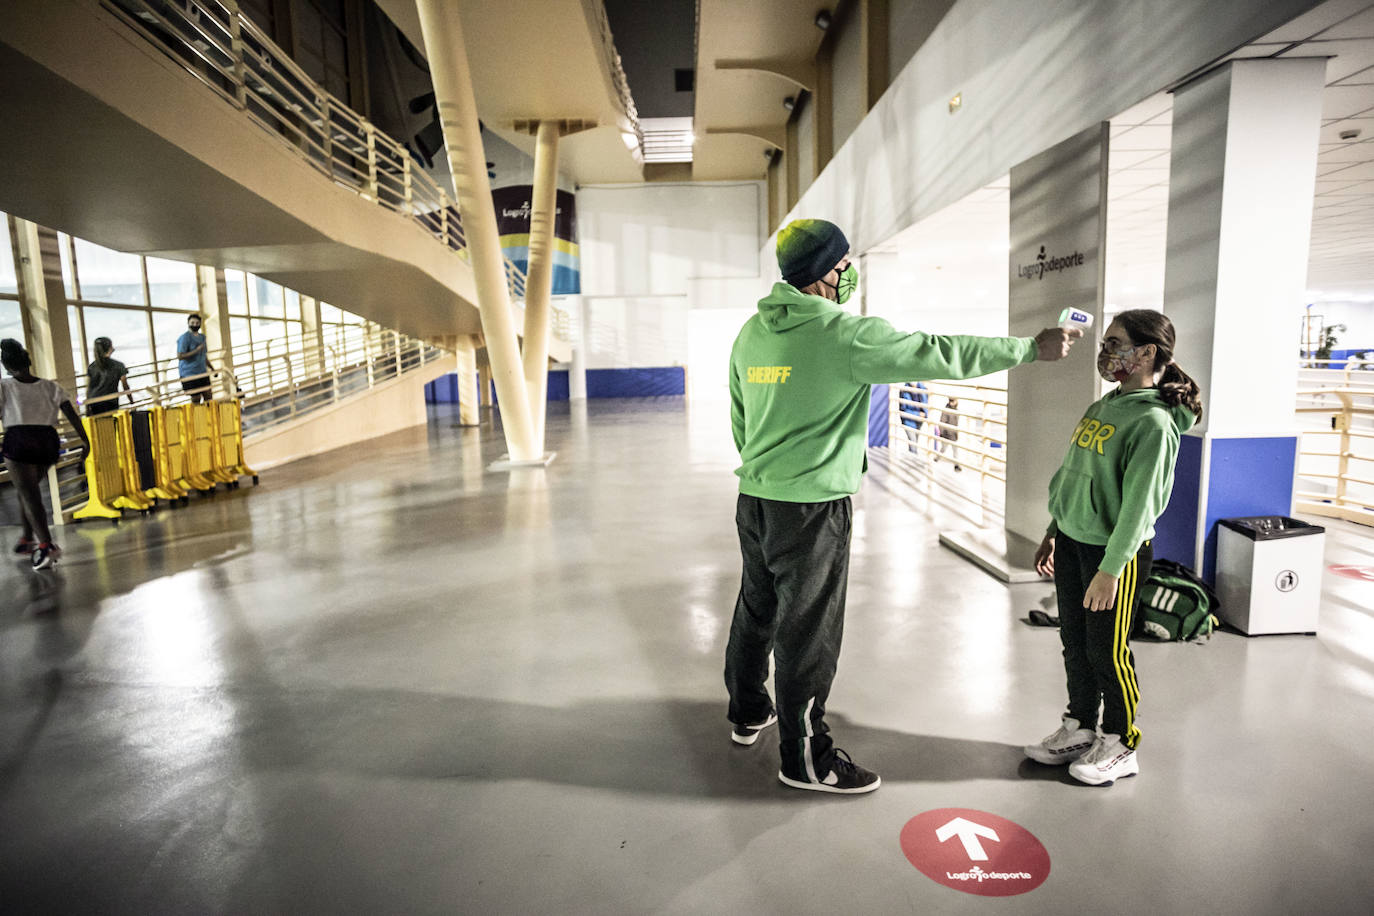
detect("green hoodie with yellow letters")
[1046,387,1197,576]
[730,281,1036,503]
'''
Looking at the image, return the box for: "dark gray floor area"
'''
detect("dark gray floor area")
[1,399,1371,914]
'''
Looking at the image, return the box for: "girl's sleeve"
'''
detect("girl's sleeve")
[1100,421,1179,576]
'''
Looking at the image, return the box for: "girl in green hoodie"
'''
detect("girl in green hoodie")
[1024,310,1203,787]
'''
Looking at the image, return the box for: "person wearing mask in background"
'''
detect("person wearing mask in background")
[85,336,132,415]
[176,314,214,404]
[1,339,90,569]
[725,218,1082,795]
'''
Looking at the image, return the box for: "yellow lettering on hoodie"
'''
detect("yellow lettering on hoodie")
[747,366,792,384]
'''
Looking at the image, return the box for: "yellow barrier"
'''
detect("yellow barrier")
[143,407,188,502]
[73,415,128,521]
[112,412,153,511]
[214,400,258,485]
[176,403,218,492]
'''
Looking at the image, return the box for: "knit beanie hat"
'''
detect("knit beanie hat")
[776,219,849,289]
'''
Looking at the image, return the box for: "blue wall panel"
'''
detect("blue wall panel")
[548,370,570,401]
[868,384,889,447]
[586,367,684,398]
[1153,433,1202,569]
[1201,436,1297,582]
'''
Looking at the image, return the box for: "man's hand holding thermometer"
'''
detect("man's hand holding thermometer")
[1032,308,1090,360]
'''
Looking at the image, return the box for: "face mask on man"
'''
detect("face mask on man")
[820,264,859,304]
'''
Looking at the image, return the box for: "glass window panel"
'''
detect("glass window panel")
[0,217,17,294]
[70,305,87,377]
[59,233,77,298]
[319,302,344,323]
[225,269,249,315]
[0,299,24,347]
[284,288,302,321]
[146,257,198,310]
[81,307,152,374]
[73,238,145,305]
[248,275,284,318]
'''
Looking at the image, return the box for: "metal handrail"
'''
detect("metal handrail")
[98,0,573,305]
[1295,365,1374,526]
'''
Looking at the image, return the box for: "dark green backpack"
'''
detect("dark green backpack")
[1136,559,1220,642]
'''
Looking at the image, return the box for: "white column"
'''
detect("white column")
[197,265,234,398]
[522,119,560,451]
[1158,58,1325,579]
[455,334,480,426]
[414,0,538,465]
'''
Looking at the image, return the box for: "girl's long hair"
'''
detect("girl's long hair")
[93,336,114,370]
[1113,309,1203,422]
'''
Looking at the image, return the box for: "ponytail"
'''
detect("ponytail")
[1158,360,1203,422]
[93,336,114,370]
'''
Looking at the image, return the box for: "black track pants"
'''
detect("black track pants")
[725,493,851,781]
[1053,532,1152,749]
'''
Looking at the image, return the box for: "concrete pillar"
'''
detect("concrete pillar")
[1156,58,1325,580]
[12,219,75,387]
[197,265,234,398]
[522,119,560,451]
[455,334,480,426]
[414,0,539,466]
[11,218,75,526]
[942,124,1109,581]
[300,293,325,379]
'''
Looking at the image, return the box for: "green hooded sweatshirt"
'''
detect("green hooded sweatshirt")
[730,282,1037,503]
[1046,387,1198,576]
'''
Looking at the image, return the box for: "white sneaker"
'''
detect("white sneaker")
[1023,717,1097,765]
[1068,734,1139,786]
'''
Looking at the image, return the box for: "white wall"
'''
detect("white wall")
[1309,300,1374,352]
[780,0,1319,257]
[576,181,768,369]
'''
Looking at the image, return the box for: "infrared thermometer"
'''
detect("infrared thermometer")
[1058,307,1094,332]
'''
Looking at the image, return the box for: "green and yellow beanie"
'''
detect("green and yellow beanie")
[776,219,849,289]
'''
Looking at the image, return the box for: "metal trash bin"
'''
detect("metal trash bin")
[1216,516,1325,636]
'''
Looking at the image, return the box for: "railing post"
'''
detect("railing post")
[366,123,379,198]
[440,190,450,247]
[394,330,402,376]
[319,94,333,179]
[228,4,248,109]
[403,155,413,211]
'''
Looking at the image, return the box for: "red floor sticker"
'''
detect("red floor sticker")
[900,808,1050,896]
[1329,564,1374,583]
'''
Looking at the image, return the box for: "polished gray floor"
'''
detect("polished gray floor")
[1,399,1371,915]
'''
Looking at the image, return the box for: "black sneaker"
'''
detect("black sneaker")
[31,543,60,570]
[731,710,777,746]
[13,537,35,556]
[778,748,881,795]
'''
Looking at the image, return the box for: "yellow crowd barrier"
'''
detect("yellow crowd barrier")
[73,399,260,522]
[73,415,125,520]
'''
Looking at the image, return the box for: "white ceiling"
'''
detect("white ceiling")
[873,0,1374,313]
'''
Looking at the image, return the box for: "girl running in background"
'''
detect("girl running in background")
[1024,310,1203,786]
[1,339,90,569]
[85,336,132,415]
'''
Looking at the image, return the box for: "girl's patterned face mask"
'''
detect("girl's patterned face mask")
[1097,343,1141,383]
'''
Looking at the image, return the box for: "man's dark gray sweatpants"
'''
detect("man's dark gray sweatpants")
[725,493,850,782]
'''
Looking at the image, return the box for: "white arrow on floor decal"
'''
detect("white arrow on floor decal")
[935,816,1001,861]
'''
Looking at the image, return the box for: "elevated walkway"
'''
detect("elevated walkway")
[0,0,565,361]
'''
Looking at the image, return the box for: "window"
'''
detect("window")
[73,239,145,305]
[147,257,199,310]
[81,307,152,372]
[0,218,17,295]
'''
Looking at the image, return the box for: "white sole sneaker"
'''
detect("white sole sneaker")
[1069,750,1139,786]
[731,712,777,746]
[777,770,881,795]
[1023,732,1096,765]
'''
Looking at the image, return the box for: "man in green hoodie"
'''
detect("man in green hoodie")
[725,218,1081,795]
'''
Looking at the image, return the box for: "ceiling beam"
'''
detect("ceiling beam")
[705,125,787,149]
[713,58,817,92]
